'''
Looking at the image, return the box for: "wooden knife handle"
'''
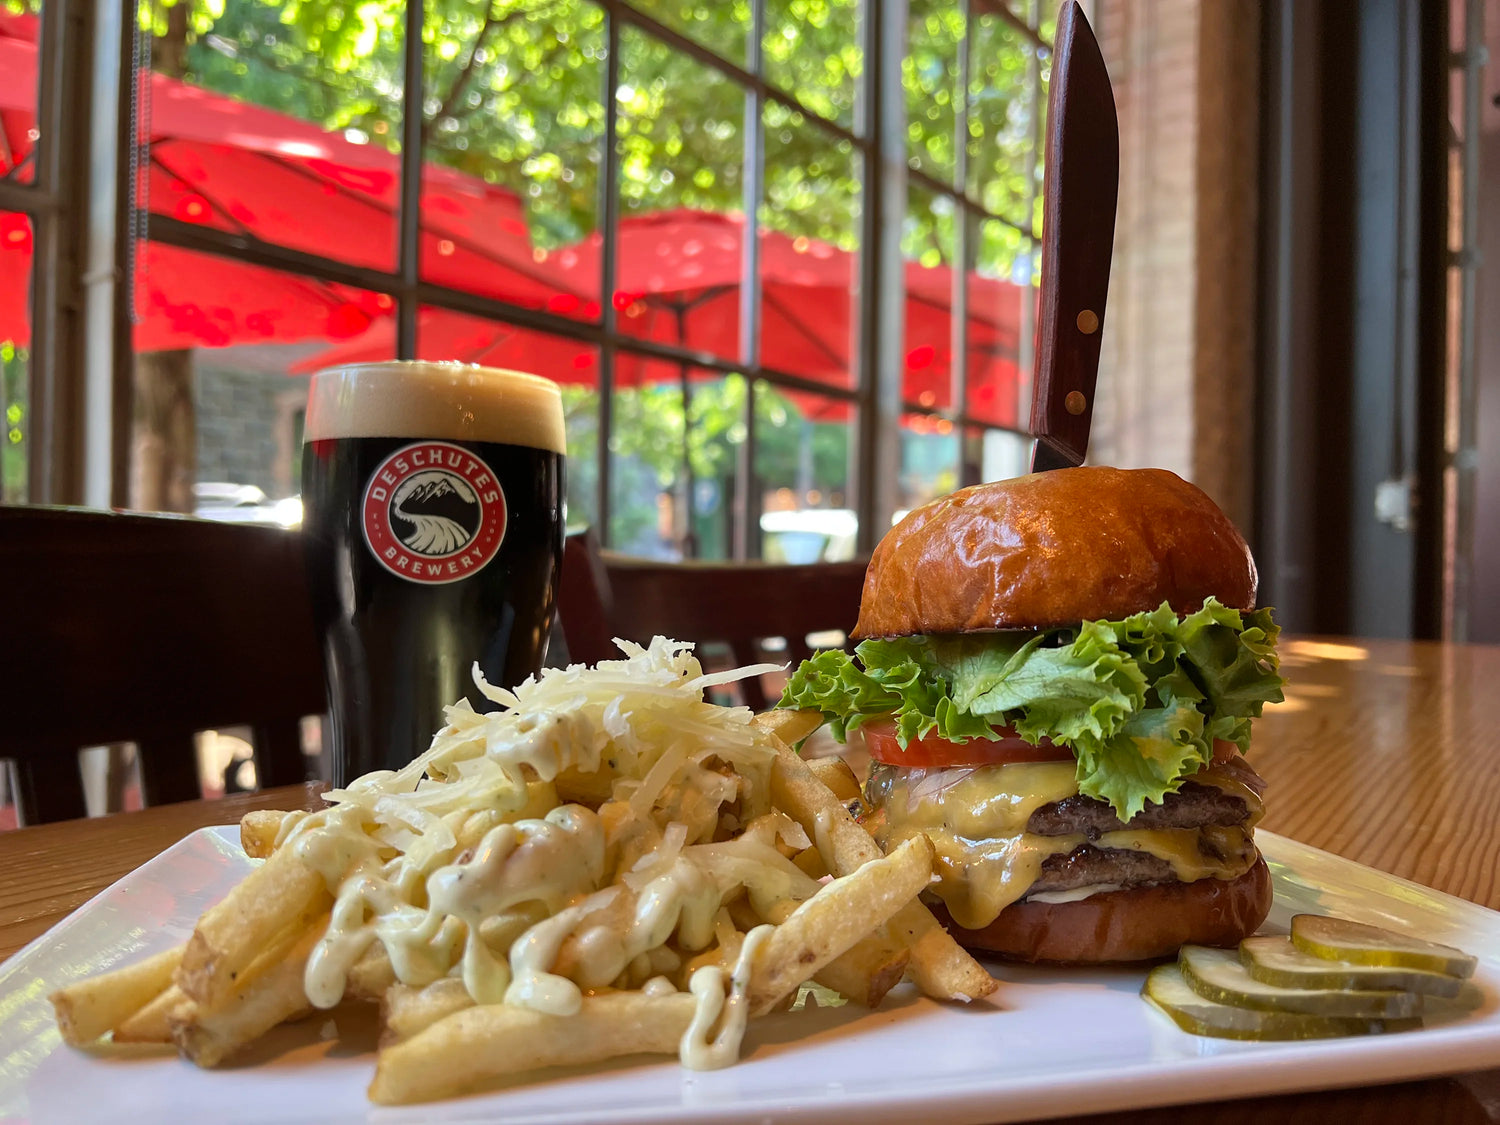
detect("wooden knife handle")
[1029,1,1119,466]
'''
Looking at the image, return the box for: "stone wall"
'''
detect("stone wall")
[193,346,315,499]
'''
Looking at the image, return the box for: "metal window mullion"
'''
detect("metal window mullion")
[908,164,1034,237]
[94,0,132,508]
[598,6,622,546]
[738,0,765,559]
[396,0,424,359]
[0,184,58,213]
[858,0,908,551]
[28,0,94,505]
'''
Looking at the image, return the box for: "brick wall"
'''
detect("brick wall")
[1090,0,1259,529]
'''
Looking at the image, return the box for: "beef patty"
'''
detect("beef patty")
[1027,753,1265,838]
[1026,782,1247,838]
[1025,825,1260,896]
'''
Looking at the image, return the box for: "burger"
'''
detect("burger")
[779,467,1285,963]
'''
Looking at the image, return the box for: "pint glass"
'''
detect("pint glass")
[301,362,565,785]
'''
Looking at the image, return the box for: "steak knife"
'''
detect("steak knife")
[1028,0,1120,472]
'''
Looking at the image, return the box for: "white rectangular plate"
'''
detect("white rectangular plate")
[3,828,1499,1125]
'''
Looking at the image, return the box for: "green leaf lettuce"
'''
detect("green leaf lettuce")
[778,598,1284,819]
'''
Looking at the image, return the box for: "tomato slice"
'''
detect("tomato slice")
[860,719,1074,769]
[862,720,1243,771]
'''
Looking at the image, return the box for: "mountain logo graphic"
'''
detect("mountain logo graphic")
[361,440,508,585]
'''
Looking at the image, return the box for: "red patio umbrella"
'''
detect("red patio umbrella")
[301,210,1025,428]
[539,210,1024,423]
[0,24,562,350]
[289,306,600,380]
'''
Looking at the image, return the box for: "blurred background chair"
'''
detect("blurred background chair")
[0,507,323,825]
[560,529,867,710]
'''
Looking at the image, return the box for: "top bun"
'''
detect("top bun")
[852,467,1257,639]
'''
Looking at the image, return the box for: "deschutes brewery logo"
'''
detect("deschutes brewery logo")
[361,441,507,584]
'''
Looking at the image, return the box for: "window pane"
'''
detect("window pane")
[904,0,962,182]
[761,104,859,387]
[962,425,1030,488]
[1,7,40,184]
[609,361,749,560]
[630,0,750,64]
[422,3,605,318]
[609,366,687,557]
[131,243,393,517]
[687,373,747,561]
[903,181,957,411]
[615,27,745,364]
[413,306,600,534]
[967,11,1034,225]
[754,383,855,562]
[0,212,30,504]
[144,0,404,272]
[897,412,957,518]
[763,0,862,129]
[967,217,1028,427]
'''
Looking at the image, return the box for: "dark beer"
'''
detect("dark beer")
[301,363,565,785]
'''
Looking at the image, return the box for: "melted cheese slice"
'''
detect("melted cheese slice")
[870,762,1260,930]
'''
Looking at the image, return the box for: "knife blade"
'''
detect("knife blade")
[1028,0,1120,472]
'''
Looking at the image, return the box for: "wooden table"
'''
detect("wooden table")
[4,638,1500,1122]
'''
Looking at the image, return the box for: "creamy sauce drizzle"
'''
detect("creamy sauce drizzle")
[681,923,774,1070]
[276,638,798,1070]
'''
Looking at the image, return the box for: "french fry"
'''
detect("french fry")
[170,917,325,1068]
[239,810,291,859]
[814,929,910,1008]
[381,979,475,1045]
[748,834,934,1016]
[176,846,330,1009]
[112,984,187,1044]
[806,756,862,804]
[347,946,396,1002]
[50,944,184,1045]
[730,889,907,1008]
[763,735,998,1003]
[369,992,699,1106]
[754,707,826,748]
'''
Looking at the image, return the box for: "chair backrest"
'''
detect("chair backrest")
[560,529,867,710]
[0,507,323,824]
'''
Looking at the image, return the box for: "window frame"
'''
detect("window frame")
[34,0,1051,553]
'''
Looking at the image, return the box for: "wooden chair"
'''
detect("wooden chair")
[559,529,867,710]
[0,507,324,825]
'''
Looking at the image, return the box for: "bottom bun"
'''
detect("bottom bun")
[932,856,1273,964]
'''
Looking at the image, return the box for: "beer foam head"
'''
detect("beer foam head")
[304,362,566,454]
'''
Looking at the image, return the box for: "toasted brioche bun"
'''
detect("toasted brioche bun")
[930,857,1273,964]
[852,467,1256,639]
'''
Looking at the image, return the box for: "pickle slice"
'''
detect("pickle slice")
[1291,915,1478,979]
[1179,945,1422,1018]
[1143,964,1421,1041]
[1241,936,1465,998]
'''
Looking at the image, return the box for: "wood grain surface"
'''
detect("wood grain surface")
[3,638,1500,1122]
[0,782,326,961]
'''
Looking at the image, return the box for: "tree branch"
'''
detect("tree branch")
[421,2,556,151]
